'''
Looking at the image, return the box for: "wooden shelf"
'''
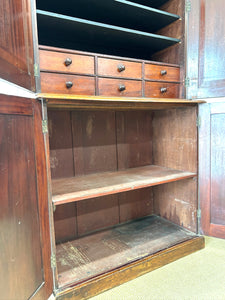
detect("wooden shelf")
[56,215,201,288]
[38,93,205,110]
[36,10,180,59]
[52,165,196,205]
[36,0,179,33]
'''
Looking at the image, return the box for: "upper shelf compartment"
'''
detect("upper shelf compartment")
[36,0,180,33]
[37,10,180,59]
[124,0,169,8]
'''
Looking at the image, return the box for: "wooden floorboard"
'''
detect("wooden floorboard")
[52,165,196,205]
[56,215,197,288]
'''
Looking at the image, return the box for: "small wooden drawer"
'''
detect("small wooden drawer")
[41,73,95,95]
[145,64,180,82]
[39,50,95,75]
[98,58,142,79]
[145,82,180,98]
[98,78,142,97]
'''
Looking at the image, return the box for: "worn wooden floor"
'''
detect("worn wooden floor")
[56,215,196,287]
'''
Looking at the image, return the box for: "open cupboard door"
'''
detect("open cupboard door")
[0,0,36,90]
[0,0,53,298]
[199,102,225,239]
[187,0,225,238]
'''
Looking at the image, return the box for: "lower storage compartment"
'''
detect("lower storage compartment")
[47,106,204,299]
[56,215,200,288]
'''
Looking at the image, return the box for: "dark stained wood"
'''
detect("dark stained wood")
[41,73,95,95]
[145,64,180,82]
[153,107,198,231]
[199,102,225,239]
[32,100,53,299]
[72,111,117,176]
[39,49,95,75]
[0,96,52,299]
[0,94,33,116]
[48,110,74,179]
[145,82,180,98]
[116,111,153,169]
[98,78,142,97]
[0,0,35,90]
[56,236,204,300]
[77,195,120,237]
[119,189,153,223]
[54,203,77,243]
[187,0,225,98]
[98,57,142,79]
[52,165,196,205]
[55,215,202,288]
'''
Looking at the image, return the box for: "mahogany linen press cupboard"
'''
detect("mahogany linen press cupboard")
[0,0,225,299]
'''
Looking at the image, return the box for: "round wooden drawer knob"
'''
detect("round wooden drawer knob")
[160,70,167,76]
[64,58,72,66]
[118,64,126,72]
[160,87,167,93]
[118,84,126,92]
[66,81,73,89]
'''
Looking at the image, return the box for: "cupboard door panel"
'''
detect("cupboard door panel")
[0,95,52,299]
[199,102,225,238]
[0,0,35,90]
[187,0,225,98]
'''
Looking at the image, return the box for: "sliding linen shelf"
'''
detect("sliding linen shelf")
[36,0,180,32]
[36,10,180,59]
[52,165,196,205]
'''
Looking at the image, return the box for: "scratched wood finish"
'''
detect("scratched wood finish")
[76,195,120,237]
[0,100,43,299]
[56,216,198,287]
[41,73,95,95]
[145,82,180,98]
[48,110,74,179]
[39,49,95,75]
[54,203,77,243]
[97,57,142,79]
[152,107,198,230]
[72,111,117,176]
[145,64,180,82]
[98,78,142,97]
[199,102,225,239]
[116,111,153,169]
[119,189,153,223]
[52,165,196,205]
[0,0,35,90]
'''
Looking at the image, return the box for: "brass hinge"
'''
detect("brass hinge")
[197,209,201,219]
[34,63,39,77]
[185,0,191,13]
[51,254,56,269]
[185,77,190,87]
[42,119,48,134]
[196,116,201,128]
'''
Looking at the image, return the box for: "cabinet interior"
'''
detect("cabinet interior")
[36,0,184,63]
[48,106,198,287]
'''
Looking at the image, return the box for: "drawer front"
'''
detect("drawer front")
[39,50,95,75]
[41,73,95,95]
[98,78,142,97]
[145,64,180,82]
[145,82,180,98]
[98,58,142,79]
